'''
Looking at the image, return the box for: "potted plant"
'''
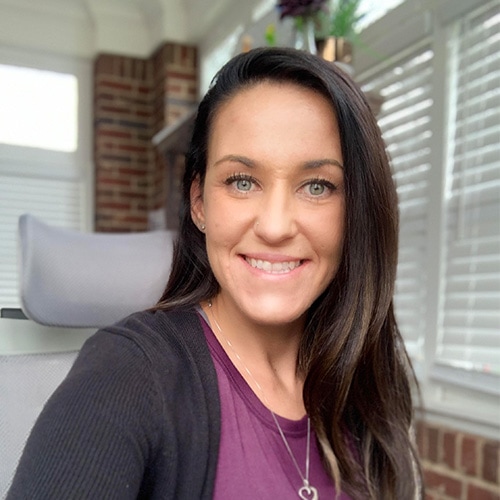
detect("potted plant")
[276,0,329,54]
[315,0,364,64]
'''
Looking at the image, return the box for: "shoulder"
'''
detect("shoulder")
[8,307,220,500]
[61,307,215,417]
[79,307,206,370]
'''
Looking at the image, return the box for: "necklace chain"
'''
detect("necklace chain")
[207,301,318,499]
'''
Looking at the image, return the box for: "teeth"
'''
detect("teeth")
[246,257,302,274]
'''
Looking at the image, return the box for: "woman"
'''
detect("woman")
[8,48,422,499]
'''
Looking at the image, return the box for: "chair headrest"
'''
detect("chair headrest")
[18,214,175,328]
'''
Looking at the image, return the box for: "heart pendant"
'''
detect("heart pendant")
[298,485,318,500]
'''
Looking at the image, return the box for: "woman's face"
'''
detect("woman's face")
[191,82,345,329]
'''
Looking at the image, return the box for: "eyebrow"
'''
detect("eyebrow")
[213,154,344,170]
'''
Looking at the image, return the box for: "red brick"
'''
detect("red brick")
[483,441,500,484]
[416,420,427,458]
[166,70,196,80]
[94,42,196,233]
[428,427,440,463]
[100,130,132,139]
[119,191,147,200]
[461,435,479,476]
[100,105,129,114]
[443,431,457,470]
[167,84,182,93]
[99,81,133,91]
[95,55,117,75]
[467,484,500,500]
[118,167,147,176]
[117,144,148,153]
[425,469,463,498]
[98,202,130,211]
[122,215,148,224]
[97,177,130,187]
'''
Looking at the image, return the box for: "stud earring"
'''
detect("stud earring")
[200,223,206,231]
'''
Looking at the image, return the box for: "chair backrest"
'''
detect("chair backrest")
[18,213,175,328]
[0,214,175,495]
[0,338,81,498]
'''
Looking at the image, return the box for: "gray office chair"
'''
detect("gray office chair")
[0,214,175,496]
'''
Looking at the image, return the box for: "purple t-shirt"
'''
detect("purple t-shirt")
[199,314,351,499]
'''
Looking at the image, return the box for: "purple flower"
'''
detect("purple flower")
[277,0,328,20]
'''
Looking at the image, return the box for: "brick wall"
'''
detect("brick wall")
[152,44,198,229]
[94,43,197,232]
[417,420,500,499]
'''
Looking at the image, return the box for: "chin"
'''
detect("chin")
[242,298,309,327]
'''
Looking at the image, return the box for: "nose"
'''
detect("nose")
[254,186,297,243]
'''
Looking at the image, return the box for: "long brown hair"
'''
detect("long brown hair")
[154,47,422,499]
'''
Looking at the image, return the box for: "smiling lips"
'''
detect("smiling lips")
[244,257,303,274]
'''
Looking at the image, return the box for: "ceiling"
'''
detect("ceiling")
[0,0,244,58]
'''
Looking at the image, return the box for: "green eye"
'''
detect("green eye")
[236,178,252,191]
[308,182,325,196]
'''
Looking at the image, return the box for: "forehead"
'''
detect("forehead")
[206,81,342,174]
[209,81,338,143]
[214,80,333,119]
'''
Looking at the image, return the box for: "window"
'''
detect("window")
[0,51,92,310]
[0,65,78,152]
[361,46,434,361]
[356,0,500,433]
[438,2,500,375]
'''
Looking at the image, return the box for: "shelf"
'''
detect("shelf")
[152,107,197,152]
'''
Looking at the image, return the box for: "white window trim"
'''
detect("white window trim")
[0,45,94,231]
[356,0,500,438]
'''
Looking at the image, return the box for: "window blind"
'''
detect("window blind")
[437,1,500,375]
[0,175,83,309]
[359,46,434,359]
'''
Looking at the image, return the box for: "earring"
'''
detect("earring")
[200,223,206,231]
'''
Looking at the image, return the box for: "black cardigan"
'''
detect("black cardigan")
[7,308,221,499]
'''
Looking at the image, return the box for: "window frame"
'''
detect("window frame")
[0,47,94,310]
[355,0,500,437]
[0,45,94,229]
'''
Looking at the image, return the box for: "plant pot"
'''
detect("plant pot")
[316,37,353,64]
[293,16,317,55]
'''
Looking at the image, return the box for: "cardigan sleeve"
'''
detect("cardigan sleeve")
[7,329,162,500]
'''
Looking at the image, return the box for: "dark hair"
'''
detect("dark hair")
[155,47,422,499]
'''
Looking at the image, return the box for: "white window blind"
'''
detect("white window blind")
[0,176,83,309]
[437,1,500,375]
[0,53,91,311]
[359,46,434,360]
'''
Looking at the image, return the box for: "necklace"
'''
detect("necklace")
[207,301,319,500]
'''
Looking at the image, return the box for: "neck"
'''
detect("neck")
[204,296,306,419]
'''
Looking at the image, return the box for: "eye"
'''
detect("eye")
[225,173,256,192]
[308,182,326,196]
[302,179,336,197]
[235,178,252,191]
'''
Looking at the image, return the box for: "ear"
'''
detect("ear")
[190,176,205,227]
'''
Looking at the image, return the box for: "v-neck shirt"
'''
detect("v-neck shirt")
[198,312,350,499]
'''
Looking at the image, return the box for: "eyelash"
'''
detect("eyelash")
[223,173,337,195]
[305,177,337,194]
[224,173,255,186]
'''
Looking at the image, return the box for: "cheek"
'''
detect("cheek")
[206,215,243,266]
[316,204,345,250]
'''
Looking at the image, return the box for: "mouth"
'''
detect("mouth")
[244,257,303,274]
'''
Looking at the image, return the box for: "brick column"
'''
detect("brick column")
[152,44,198,229]
[94,55,154,232]
[416,420,500,499]
[93,43,197,232]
